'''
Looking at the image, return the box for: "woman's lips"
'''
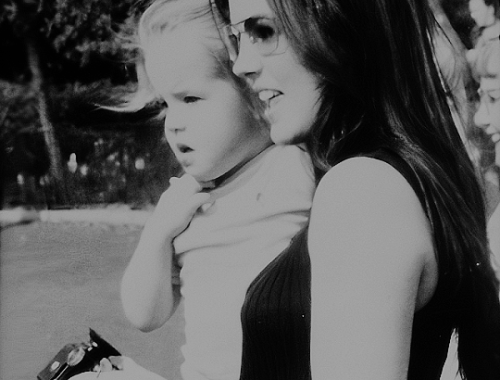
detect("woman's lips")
[257,90,283,124]
[258,90,282,108]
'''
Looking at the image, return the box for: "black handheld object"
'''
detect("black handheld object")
[37,328,120,380]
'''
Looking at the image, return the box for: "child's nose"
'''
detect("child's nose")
[164,112,186,133]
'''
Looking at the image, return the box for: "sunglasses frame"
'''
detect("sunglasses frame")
[222,16,285,60]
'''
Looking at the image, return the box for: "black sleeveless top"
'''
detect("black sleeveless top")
[239,151,456,380]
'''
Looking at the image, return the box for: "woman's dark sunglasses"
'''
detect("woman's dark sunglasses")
[222,17,286,61]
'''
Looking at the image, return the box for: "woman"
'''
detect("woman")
[212,0,500,379]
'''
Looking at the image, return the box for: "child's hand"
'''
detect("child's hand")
[149,174,211,240]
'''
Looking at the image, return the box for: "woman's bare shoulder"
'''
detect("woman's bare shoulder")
[309,156,434,265]
[308,157,436,379]
[315,157,412,201]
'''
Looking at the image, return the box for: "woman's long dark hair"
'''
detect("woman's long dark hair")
[268,0,500,378]
[215,0,500,378]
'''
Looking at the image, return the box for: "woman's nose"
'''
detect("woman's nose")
[474,100,491,129]
[232,36,262,80]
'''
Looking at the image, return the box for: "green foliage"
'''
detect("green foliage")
[0,0,143,82]
[0,79,50,180]
[0,0,179,208]
[0,80,37,134]
[1,78,179,208]
[43,0,136,66]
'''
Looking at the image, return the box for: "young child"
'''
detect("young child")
[117,0,316,379]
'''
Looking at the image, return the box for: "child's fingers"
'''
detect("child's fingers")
[178,174,203,192]
[168,175,212,210]
[152,174,213,237]
[99,358,113,371]
[166,174,202,196]
[107,355,128,369]
[168,176,183,188]
[186,192,212,214]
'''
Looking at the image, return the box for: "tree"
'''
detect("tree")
[0,0,141,206]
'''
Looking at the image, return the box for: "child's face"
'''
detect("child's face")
[145,30,271,184]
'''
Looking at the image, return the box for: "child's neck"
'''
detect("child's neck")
[206,145,274,192]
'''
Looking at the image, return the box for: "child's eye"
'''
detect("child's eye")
[184,96,200,104]
[490,89,500,101]
[478,89,500,103]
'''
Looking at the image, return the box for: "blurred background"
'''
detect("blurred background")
[0,0,181,211]
[0,0,496,210]
[0,0,498,379]
[0,2,186,379]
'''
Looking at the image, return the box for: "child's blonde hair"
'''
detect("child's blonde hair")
[120,0,265,125]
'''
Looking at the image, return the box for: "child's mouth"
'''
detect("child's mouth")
[178,144,193,154]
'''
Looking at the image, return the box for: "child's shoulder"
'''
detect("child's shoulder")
[258,144,315,198]
[263,144,313,174]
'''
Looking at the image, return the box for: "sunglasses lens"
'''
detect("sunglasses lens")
[245,18,279,55]
[224,17,282,60]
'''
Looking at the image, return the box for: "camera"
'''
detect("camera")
[37,328,121,380]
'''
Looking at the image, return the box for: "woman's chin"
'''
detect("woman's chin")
[270,122,308,146]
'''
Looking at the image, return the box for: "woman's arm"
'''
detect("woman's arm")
[308,157,436,379]
[121,175,211,332]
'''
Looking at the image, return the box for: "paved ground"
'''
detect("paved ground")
[1,206,496,380]
[0,221,185,380]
